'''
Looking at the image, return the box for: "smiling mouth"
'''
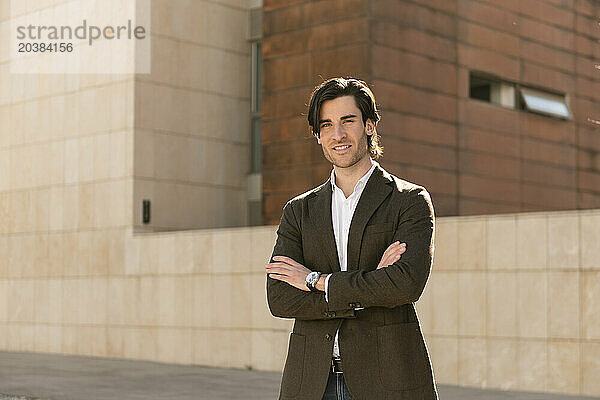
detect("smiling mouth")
[332,145,351,151]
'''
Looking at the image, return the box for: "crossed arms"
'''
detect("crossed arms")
[266,242,406,293]
[266,189,434,320]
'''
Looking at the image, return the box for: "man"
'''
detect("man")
[265,78,437,400]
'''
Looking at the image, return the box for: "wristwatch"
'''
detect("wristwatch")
[305,271,322,292]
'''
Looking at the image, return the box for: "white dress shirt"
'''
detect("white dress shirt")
[325,158,377,358]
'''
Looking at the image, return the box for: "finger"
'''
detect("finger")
[380,251,403,269]
[381,241,401,260]
[384,240,401,252]
[388,254,400,265]
[268,273,289,282]
[265,266,291,276]
[380,247,395,261]
[387,245,405,260]
[273,256,301,267]
[378,242,407,269]
[381,252,394,264]
[379,254,395,269]
[266,266,291,276]
[386,241,405,256]
[267,263,305,276]
[266,262,293,270]
[388,245,406,258]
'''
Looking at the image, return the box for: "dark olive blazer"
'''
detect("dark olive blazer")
[267,162,438,400]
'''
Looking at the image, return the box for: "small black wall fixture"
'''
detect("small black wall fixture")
[143,200,151,224]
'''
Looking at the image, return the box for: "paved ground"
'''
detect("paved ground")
[0,351,598,400]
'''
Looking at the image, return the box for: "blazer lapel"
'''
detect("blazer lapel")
[308,180,341,273]
[346,164,393,271]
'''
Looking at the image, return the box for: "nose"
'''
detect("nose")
[331,123,346,141]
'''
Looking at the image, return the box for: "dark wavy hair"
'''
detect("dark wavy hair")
[307,77,383,159]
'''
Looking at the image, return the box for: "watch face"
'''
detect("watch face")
[307,272,318,287]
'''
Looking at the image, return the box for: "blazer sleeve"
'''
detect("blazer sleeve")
[266,200,356,320]
[326,188,435,311]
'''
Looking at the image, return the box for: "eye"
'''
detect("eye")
[343,119,354,124]
[321,122,331,128]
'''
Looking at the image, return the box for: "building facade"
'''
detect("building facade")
[262,0,600,224]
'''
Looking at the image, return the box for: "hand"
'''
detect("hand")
[377,241,406,269]
[265,256,312,291]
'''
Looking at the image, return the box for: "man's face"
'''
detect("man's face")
[317,95,374,169]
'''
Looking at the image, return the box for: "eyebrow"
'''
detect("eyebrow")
[318,114,357,125]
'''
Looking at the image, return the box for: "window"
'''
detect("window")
[248,8,262,226]
[249,8,262,174]
[250,41,262,173]
[469,73,515,108]
[519,87,571,120]
[469,71,572,120]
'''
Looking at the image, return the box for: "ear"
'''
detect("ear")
[365,119,375,136]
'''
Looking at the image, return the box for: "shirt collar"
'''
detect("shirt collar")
[330,158,377,194]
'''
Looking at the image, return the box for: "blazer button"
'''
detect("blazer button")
[349,302,356,308]
[355,302,361,308]
[325,334,332,341]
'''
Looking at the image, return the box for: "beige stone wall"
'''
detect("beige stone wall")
[418,209,600,397]
[0,0,258,366]
[0,0,136,234]
[0,225,290,370]
[0,2,254,234]
[2,207,600,396]
[0,0,273,371]
[134,0,252,232]
[0,0,253,235]
[0,0,136,315]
